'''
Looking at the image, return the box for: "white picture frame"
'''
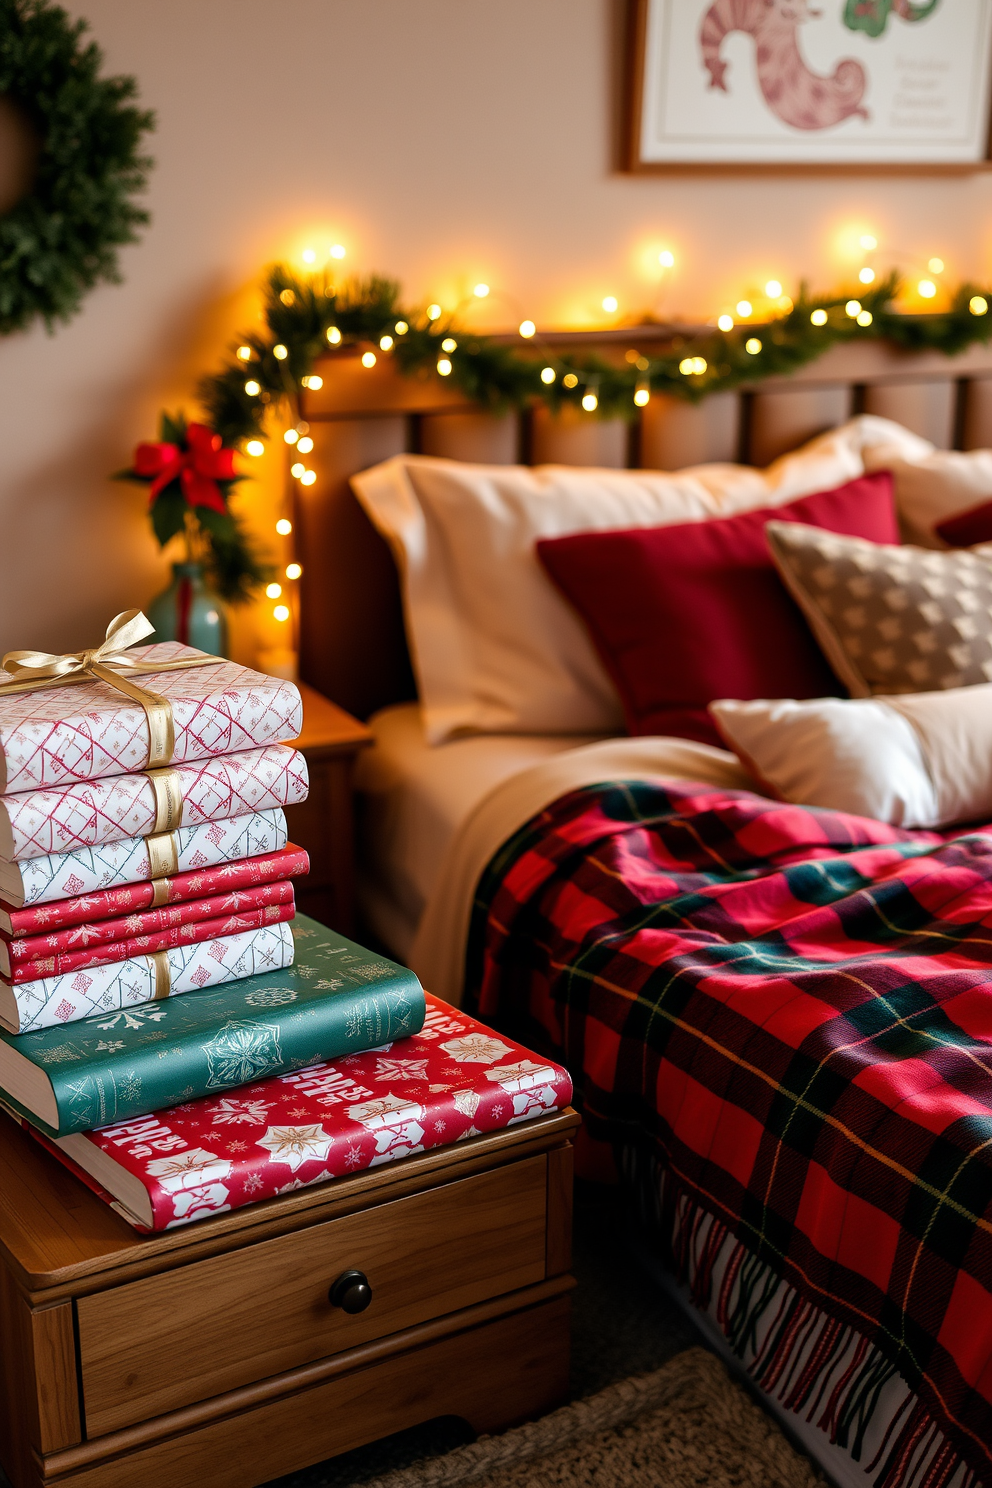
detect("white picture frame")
[627,0,992,172]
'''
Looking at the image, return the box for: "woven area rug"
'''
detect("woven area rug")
[357,1346,823,1488]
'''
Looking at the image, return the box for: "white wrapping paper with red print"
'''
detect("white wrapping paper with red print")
[61,995,573,1230]
[0,745,307,861]
[11,808,287,907]
[6,919,295,1033]
[0,643,303,795]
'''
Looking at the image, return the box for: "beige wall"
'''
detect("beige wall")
[2,0,991,659]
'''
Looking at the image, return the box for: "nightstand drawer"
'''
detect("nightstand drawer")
[77,1154,549,1436]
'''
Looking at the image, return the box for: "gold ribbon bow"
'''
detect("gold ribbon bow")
[0,610,224,771]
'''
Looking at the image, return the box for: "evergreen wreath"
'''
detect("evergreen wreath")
[135,262,992,600]
[0,0,154,335]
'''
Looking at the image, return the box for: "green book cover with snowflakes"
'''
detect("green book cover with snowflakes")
[0,916,425,1138]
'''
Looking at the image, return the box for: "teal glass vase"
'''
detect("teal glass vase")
[147,562,228,656]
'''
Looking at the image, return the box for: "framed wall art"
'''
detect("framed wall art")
[626,0,992,172]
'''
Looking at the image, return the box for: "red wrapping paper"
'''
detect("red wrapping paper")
[0,845,309,937]
[2,888,296,983]
[36,995,573,1231]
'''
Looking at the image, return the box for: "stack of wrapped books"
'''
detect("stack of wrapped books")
[0,619,572,1232]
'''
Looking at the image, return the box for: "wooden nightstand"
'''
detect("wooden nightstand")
[0,1106,577,1488]
[284,682,372,934]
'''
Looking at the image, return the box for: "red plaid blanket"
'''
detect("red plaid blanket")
[468,782,992,1488]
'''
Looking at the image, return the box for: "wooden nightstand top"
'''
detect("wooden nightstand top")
[288,683,373,760]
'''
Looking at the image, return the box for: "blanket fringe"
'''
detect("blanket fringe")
[618,1145,983,1488]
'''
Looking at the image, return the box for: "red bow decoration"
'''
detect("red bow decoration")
[133,423,237,515]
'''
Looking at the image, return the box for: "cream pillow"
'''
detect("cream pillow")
[863,438,992,548]
[710,686,992,828]
[351,416,923,744]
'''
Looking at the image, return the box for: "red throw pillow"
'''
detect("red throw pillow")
[536,471,899,747]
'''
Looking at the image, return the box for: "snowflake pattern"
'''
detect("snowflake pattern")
[440,1034,513,1065]
[210,1096,273,1126]
[92,1006,167,1031]
[257,1124,333,1171]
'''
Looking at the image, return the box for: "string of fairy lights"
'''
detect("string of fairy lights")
[193,239,992,625]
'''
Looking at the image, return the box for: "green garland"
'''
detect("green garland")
[0,0,154,335]
[198,265,992,450]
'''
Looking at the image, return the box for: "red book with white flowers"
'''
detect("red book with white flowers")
[21,995,573,1231]
[0,844,309,936]
[0,880,297,982]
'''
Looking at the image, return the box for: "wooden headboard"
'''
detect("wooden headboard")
[294,327,992,720]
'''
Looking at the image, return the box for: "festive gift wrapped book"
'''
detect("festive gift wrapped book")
[1,890,296,985]
[0,843,309,936]
[0,641,302,795]
[0,743,307,861]
[0,916,424,1136]
[21,994,572,1230]
[0,807,287,908]
[0,879,297,978]
[0,919,296,1033]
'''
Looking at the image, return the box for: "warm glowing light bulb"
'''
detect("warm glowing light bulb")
[929,257,944,274]
[279,289,295,306]
[845,300,862,317]
[330,244,346,259]
[519,320,536,338]
[633,386,650,406]
[266,583,283,599]
[562,372,578,388]
[276,518,293,535]
[379,335,394,351]
[297,435,313,453]
[860,234,877,251]
[765,280,782,299]
[301,470,316,486]
[541,366,556,384]
[291,462,305,478]
[693,357,707,374]
[918,279,937,299]
[745,338,762,355]
[811,308,828,325]
[717,314,734,332]
[395,321,408,335]
[426,304,441,320]
[859,267,875,284]
[602,296,618,313]
[302,248,316,264]
[284,429,299,444]
[581,392,598,411]
[326,326,341,345]
[245,439,264,457]
[736,300,752,318]
[273,344,288,360]
[437,357,452,376]
[244,380,261,396]
[857,309,873,326]
[679,358,694,375]
[286,563,303,580]
[236,345,252,361]
[658,250,675,268]
[361,352,377,367]
[441,337,457,352]
[473,283,489,298]
[273,605,291,622]
[302,374,323,389]
[970,296,989,316]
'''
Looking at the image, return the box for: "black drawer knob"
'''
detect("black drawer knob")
[329,1269,372,1313]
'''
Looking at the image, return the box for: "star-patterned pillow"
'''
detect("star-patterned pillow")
[765,521,992,696]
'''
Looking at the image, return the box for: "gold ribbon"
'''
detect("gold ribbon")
[0,610,224,771]
[146,767,184,834]
[145,831,179,880]
[149,950,172,1000]
[149,877,172,908]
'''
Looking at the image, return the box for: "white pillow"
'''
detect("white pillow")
[863,441,992,548]
[710,685,992,828]
[351,415,924,744]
